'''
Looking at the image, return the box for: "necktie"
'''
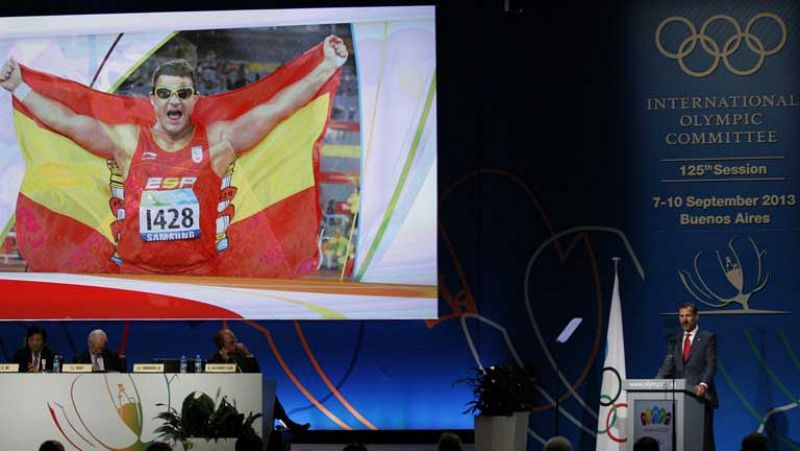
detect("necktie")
[32,353,40,371]
[682,333,691,362]
[92,356,100,372]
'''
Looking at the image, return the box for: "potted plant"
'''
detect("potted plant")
[462,363,537,451]
[155,390,262,451]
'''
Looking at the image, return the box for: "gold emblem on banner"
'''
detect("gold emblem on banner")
[676,236,787,315]
[655,13,786,77]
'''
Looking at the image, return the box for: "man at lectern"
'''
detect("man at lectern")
[12,326,57,372]
[72,329,126,372]
[656,302,718,451]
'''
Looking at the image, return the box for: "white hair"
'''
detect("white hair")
[87,329,108,344]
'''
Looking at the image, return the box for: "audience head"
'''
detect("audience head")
[740,432,768,451]
[544,436,572,451]
[633,436,660,451]
[438,432,463,451]
[26,326,47,352]
[235,432,263,451]
[39,441,64,451]
[87,329,108,356]
[145,443,172,451]
[342,442,368,451]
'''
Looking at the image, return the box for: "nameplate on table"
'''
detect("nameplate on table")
[62,364,92,373]
[0,363,19,372]
[133,363,165,373]
[204,363,236,373]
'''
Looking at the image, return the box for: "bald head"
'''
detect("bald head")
[544,436,572,451]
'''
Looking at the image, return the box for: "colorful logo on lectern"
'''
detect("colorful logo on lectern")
[640,406,672,426]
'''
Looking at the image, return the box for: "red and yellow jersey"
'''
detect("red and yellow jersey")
[114,126,221,273]
[13,46,336,278]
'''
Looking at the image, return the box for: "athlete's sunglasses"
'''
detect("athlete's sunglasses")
[153,87,196,100]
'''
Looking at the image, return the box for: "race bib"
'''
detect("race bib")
[139,188,201,241]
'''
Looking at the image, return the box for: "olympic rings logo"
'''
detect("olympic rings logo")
[598,366,627,443]
[655,13,786,77]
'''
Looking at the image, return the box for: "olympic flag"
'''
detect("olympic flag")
[596,260,627,450]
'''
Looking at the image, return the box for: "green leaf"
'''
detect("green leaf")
[155,390,262,441]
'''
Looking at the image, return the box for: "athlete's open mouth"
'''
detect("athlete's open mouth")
[167,110,183,121]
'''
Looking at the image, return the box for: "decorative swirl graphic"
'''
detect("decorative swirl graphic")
[48,374,152,451]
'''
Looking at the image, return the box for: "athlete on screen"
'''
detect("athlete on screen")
[0,36,348,274]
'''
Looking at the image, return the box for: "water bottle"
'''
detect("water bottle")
[194,355,202,373]
[179,355,187,374]
[53,355,61,373]
[41,359,47,373]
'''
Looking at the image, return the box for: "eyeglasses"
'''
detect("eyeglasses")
[153,87,196,100]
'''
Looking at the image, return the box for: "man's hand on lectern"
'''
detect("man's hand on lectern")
[695,384,707,398]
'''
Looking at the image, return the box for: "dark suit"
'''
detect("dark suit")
[73,349,126,373]
[12,345,57,372]
[657,328,718,451]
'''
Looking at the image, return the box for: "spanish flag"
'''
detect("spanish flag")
[13,43,338,277]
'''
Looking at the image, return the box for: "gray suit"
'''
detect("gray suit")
[657,328,718,451]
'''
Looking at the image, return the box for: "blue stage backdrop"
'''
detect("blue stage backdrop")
[628,1,800,450]
[1,1,799,450]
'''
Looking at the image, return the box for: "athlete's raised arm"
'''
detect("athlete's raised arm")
[0,58,135,165]
[208,35,348,165]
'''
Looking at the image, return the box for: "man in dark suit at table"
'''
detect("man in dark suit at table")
[73,329,125,372]
[12,326,57,373]
[208,328,261,373]
[657,302,718,451]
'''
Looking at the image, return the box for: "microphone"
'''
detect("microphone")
[666,336,677,366]
[667,335,677,357]
[667,334,677,451]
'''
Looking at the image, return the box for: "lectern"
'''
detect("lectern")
[623,379,705,451]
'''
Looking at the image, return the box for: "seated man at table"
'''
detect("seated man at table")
[12,326,58,373]
[209,329,309,431]
[208,328,261,372]
[73,329,126,372]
